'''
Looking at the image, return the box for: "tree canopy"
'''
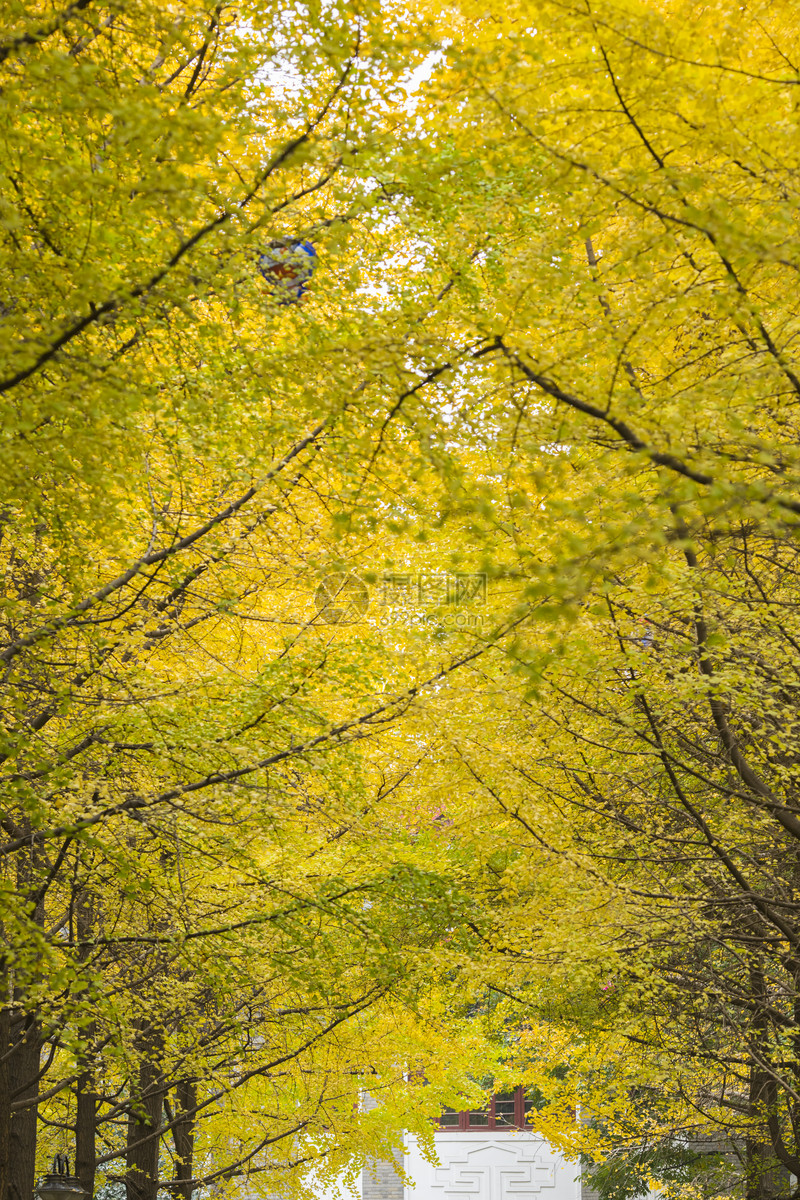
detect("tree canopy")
[2,0,800,1199]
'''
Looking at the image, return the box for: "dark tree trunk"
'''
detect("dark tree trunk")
[75,890,96,1198]
[75,1063,96,1198]
[126,1033,164,1200]
[0,1006,11,1200]
[3,847,45,1200]
[0,1002,37,1200]
[172,1080,197,1200]
[6,1012,41,1200]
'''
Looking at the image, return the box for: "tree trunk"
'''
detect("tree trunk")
[75,890,96,1198]
[172,1080,197,1200]
[75,1063,96,1199]
[0,1005,10,1200]
[3,846,45,1200]
[126,1032,164,1200]
[6,1012,41,1200]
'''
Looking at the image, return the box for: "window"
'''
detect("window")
[437,1087,535,1131]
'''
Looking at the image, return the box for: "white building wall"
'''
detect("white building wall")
[403,1132,582,1200]
[243,1126,584,1200]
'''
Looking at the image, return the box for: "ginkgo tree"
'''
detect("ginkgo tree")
[0,1,517,1198]
[5,0,800,1199]
[393,1,800,1198]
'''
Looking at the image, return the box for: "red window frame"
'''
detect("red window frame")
[436,1086,532,1132]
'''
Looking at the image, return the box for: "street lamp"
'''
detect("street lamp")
[35,1156,89,1200]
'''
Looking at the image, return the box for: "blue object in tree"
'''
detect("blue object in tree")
[258,239,317,304]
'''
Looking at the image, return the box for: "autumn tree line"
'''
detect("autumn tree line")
[0,1,798,1199]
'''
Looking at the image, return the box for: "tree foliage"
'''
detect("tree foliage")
[0,0,507,1195]
[405,4,800,1199]
[4,0,800,1199]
